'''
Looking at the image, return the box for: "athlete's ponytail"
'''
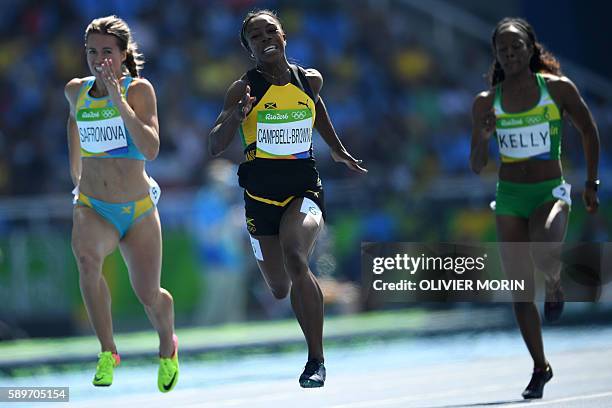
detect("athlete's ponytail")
[124,45,144,78]
[488,17,562,86]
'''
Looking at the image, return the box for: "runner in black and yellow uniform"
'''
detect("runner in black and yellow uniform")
[209,9,366,388]
[470,18,600,399]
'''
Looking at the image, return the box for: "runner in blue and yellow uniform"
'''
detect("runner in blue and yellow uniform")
[64,16,178,392]
[470,18,600,399]
[209,9,367,388]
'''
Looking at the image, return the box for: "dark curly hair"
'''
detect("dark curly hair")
[488,17,561,86]
[239,9,283,53]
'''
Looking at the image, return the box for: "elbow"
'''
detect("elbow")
[140,131,160,161]
[469,156,484,175]
[144,151,158,161]
[143,144,160,161]
[208,133,225,157]
[469,159,480,174]
[209,143,222,157]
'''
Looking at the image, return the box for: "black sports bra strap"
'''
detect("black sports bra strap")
[290,64,316,102]
[245,68,271,105]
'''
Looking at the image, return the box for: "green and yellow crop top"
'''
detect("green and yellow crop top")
[239,65,317,161]
[494,73,562,163]
[75,76,146,160]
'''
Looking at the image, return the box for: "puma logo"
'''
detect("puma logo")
[246,218,256,233]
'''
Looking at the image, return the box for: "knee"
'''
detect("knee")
[513,302,535,314]
[135,288,160,308]
[531,249,560,273]
[269,283,290,299]
[283,248,309,280]
[73,246,103,282]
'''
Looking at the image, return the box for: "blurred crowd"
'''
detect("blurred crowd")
[1,0,610,197]
[1,0,611,329]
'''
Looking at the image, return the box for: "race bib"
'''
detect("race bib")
[256,109,312,158]
[77,107,128,154]
[249,235,264,261]
[552,182,572,206]
[148,177,161,205]
[71,185,79,205]
[300,197,322,225]
[497,119,550,159]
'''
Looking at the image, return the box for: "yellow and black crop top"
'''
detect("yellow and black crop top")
[237,65,321,198]
[240,65,317,161]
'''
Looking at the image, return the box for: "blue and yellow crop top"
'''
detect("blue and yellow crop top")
[75,76,146,160]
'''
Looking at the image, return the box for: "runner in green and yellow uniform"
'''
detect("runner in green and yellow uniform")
[470,17,600,400]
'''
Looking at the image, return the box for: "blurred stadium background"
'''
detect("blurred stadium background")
[0,0,611,362]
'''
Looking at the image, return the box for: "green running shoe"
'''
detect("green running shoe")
[158,334,179,393]
[92,351,120,387]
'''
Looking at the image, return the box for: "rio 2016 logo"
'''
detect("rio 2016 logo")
[525,116,542,125]
[292,111,307,120]
[102,108,115,119]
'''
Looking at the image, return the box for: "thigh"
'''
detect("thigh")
[529,200,569,242]
[250,234,290,297]
[119,208,162,296]
[528,200,569,274]
[72,205,119,266]
[496,215,535,299]
[279,197,324,259]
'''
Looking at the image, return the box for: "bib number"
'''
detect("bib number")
[256,109,312,157]
[552,182,571,206]
[149,177,161,205]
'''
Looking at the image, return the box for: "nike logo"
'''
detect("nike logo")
[163,371,177,391]
[94,375,103,382]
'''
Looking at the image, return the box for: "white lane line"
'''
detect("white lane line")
[330,390,612,408]
[329,384,513,408]
[505,391,612,407]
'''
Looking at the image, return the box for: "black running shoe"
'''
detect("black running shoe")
[522,364,553,399]
[544,285,564,323]
[299,360,326,388]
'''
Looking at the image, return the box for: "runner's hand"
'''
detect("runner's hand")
[478,107,497,140]
[100,58,123,105]
[233,85,256,122]
[331,148,368,174]
[583,187,599,214]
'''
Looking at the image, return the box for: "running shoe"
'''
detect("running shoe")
[158,334,179,393]
[522,364,553,399]
[544,285,565,322]
[299,360,326,388]
[92,351,120,387]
